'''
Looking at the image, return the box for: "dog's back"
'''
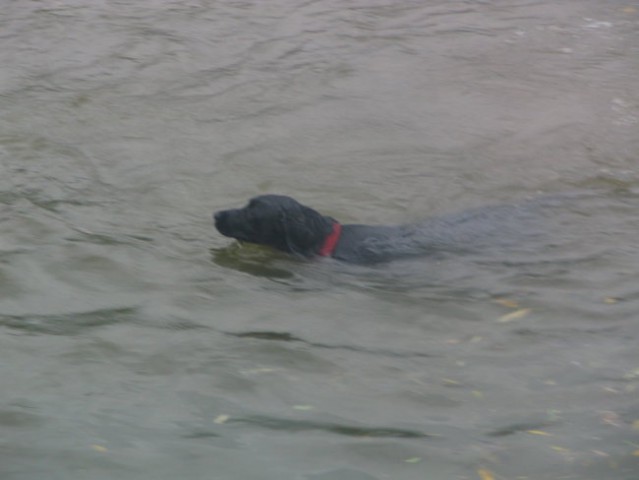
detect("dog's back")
[332,198,552,263]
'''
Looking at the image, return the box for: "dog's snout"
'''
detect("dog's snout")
[213,210,227,224]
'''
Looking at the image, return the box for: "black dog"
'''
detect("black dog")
[214,194,541,264]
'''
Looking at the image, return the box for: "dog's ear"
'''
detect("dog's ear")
[279,204,333,257]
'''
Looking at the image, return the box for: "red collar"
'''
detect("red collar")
[318,222,342,257]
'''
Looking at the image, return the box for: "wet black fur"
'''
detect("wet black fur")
[214,194,542,264]
[214,195,335,258]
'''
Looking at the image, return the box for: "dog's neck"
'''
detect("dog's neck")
[318,222,342,257]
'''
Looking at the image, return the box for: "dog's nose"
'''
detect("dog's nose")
[213,211,224,223]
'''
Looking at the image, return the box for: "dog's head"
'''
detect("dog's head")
[214,195,335,257]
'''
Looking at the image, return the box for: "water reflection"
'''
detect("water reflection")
[211,244,296,279]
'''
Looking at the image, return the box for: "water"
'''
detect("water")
[1,1,639,479]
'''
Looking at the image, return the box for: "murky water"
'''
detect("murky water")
[1,1,639,479]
